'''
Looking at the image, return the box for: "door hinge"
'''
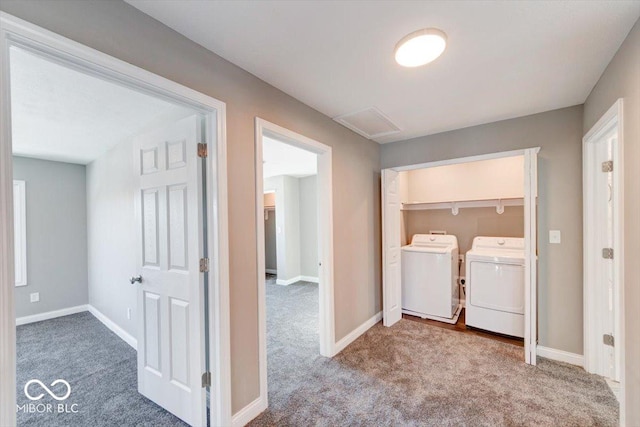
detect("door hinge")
[601,160,613,172]
[201,371,211,388]
[198,143,208,158]
[199,257,210,272]
[602,248,614,259]
[603,334,615,347]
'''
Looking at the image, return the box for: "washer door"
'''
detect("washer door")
[469,261,524,314]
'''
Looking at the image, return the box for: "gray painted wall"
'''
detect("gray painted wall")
[12,156,88,318]
[382,105,584,355]
[404,206,524,277]
[0,0,383,410]
[86,138,138,339]
[282,176,301,281]
[583,17,640,425]
[265,176,301,282]
[264,209,277,272]
[264,175,317,280]
[299,176,318,278]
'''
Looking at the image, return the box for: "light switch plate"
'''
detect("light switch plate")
[549,230,561,244]
[30,292,39,303]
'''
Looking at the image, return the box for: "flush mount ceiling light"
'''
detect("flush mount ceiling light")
[394,28,447,67]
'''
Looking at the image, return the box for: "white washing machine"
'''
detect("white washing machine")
[465,236,525,338]
[401,234,460,322]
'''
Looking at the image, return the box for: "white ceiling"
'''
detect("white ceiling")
[263,136,317,179]
[126,0,640,143]
[10,46,193,164]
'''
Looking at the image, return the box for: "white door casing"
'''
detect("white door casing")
[523,148,538,365]
[253,118,336,423]
[134,115,205,426]
[583,99,623,385]
[382,168,402,327]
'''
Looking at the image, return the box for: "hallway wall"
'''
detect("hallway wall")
[382,106,584,355]
[583,17,640,425]
[1,1,382,413]
[12,156,88,318]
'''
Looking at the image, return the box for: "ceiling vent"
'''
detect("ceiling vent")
[334,107,401,140]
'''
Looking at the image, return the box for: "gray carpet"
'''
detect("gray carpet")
[16,311,186,427]
[250,279,619,426]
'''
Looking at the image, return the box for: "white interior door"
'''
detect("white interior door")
[134,114,206,426]
[592,129,618,381]
[524,149,538,365]
[382,168,402,327]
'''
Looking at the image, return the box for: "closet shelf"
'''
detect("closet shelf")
[401,197,523,215]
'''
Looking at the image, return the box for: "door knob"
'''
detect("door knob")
[130,275,142,284]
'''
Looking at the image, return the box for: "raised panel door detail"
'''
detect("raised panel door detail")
[168,184,188,271]
[144,292,162,374]
[169,298,190,389]
[383,168,402,326]
[142,189,160,267]
[388,262,399,310]
[167,139,187,170]
[141,147,160,175]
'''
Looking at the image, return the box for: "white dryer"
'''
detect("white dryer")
[465,236,525,338]
[401,234,460,322]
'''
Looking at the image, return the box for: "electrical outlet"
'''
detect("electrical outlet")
[127,308,132,320]
[549,230,561,244]
[30,292,39,303]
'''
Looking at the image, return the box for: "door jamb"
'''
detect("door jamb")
[381,147,540,364]
[254,117,336,414]
[582,98,624,417]
[0,12,231,427]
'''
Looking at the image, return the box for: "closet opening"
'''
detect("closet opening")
[382,148,539,364]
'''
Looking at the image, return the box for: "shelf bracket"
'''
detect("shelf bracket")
[496,199,504,214]
[451,202,459,216]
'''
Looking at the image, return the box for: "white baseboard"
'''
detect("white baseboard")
[275,276,300,286]
[88,305,137,350]
[536,345,583,367]
[231,395,267,427]
[334,311,383,355]
[276,275,320,286]
[265,269,277,275]
[16,304,88,326]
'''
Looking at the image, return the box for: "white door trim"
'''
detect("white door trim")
[381,147,540,364]
[523,148,539,365]
[254,117,336,414]
[0,12,231,427]
[583,99,624,418]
